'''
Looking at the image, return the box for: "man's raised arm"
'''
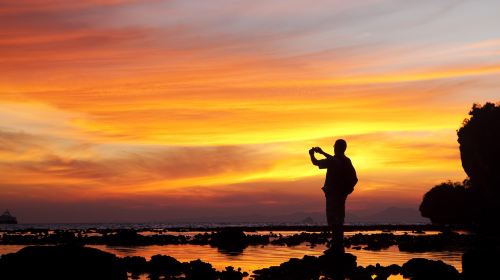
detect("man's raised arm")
[316,147,333,159]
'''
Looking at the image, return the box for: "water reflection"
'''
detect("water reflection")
[88,244,463,274]
[0,243,463,279]
[217,247,245,257]
[0,245,25,257]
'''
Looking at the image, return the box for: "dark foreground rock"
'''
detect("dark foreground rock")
[209,228,250,254]
[253,251,466,280]
[0,245,249,280]
[402,258,460,280]
[0,245,467,280]
[0,227,473,257]
[0,245,127,280]
[253,251,401,280]
[462,247,500,280]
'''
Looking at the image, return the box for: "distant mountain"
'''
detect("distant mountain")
[346,207,428,225]
[179,211,325,224]
[169,207,428,225]
[268,207,428,225]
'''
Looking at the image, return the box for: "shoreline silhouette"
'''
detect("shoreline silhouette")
[1,228,468,280]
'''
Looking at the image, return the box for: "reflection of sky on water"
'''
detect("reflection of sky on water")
[0,230,464,278]
[0,243,462,280]
[90,244,325,273]
[0,245,25,257]
[349,245,463,271]
[88,244,463,274]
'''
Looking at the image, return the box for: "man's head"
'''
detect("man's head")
[334,139,347,155]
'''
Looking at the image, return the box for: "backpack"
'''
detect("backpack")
[343,159,358,195]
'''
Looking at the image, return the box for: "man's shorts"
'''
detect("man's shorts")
[325,194,347,226]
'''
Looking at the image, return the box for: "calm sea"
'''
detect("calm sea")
[0,223,464,280]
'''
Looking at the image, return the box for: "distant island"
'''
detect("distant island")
[0,210,17,224]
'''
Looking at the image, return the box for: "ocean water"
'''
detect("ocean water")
[0,243,462,279]
[87,243,463,272]
[0,222,246,230]
[0,222,436,231]
[0,224,464,279]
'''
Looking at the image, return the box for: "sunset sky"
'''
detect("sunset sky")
[1,0,499,223]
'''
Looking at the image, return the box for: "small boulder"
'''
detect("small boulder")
[402,258,459,280]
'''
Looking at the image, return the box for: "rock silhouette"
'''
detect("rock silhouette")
[0,237,468,280]
[148,254,184,279]
[253,253,357,280]
[0,245,249,280]
[252,251,465,280]
[418,102,500,279]
[121,256,148,279]
[419,180,474,225]
[0,245,127,280]
[401,258,460,280]
[209,228,249,255]
[462,248,500,280]
[457,103,500,280]
[457,102,500,233]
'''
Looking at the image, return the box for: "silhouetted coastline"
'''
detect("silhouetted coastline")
[0,227,475,279]
[418,102,500,279]
[0,243,467,280]
[0,225,473,249]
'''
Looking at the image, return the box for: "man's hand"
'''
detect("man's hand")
[314,147,333,159]
[309,147,319,166]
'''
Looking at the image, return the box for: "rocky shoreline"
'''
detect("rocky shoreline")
[0,227,488,279]
[0,227,472,254]
[0,244,464,280]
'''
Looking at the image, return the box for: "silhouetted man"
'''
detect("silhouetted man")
[309,139,357,253]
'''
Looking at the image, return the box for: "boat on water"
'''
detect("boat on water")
[0,210,17,224]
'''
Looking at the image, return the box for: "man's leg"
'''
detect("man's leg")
[331,195,347,253]
[332,223,344,253]
[325,195,335,248]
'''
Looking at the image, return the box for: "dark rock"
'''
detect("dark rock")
[462,248,499,280]
[122,256,148,277]
[148,254,183,279]
[319,252,357,279]
[253,255,321,280]
[363,263,401,280]
[0,245,127,280]
[220,266,248,280]
[210,229,249,255]
[349,266,373,280]
[104,230,147,246]
[270,232,328,247]
[397,231,468,252]
[385,264,402,275]
[186,259,218,280]
[457,102,500,233]
[348,233,396,250]
[253,252,358,280]
[402,258,460,280]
